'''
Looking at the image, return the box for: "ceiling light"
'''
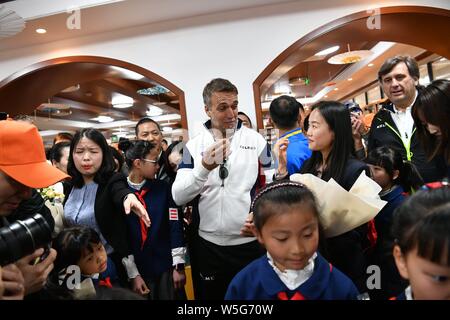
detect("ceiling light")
[162,127,173,132]
[315,46,340,56]
[36,28,47,34]
[334,88,339,91]
[328,44,373,65]
[92,116,114,123]
[347,78,353,81]
[368,63,374,67]
[113,103,133,109]
[146,106,163,117]
[61,84,80,93]
[324,95,328,98]
[0,6,25,39]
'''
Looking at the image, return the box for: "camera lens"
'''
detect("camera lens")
[0,213,52,266]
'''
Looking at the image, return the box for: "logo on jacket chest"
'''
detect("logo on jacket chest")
[240,145,256,150]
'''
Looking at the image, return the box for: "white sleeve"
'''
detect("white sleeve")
[171,144,210,206]
[171,247,187,265]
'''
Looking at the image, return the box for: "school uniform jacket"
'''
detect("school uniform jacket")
[127,179,185,279]
[172,119,271,246]
[225,253,359,300]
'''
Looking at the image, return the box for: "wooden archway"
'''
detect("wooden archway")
[253,6,450,129]
[0,55,188,129]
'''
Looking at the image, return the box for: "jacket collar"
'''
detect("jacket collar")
[261,252,331,299]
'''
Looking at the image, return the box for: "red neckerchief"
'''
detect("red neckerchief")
[99,277,112,288]
[366,219,378,249]
[277,291,305,300]
[135,187,150,250]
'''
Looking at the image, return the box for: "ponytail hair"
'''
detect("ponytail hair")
[123,140,157,168]
[366,146,423,192]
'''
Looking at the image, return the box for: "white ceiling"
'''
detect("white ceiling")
[1,0,298,52]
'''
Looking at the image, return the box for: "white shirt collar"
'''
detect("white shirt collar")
[127,177,146,190]
[405,285,413,300]
[267,252,317,290]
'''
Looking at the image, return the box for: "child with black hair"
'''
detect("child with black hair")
[124,140,186,300]
[50,226,119,299]
[225,181,359,300]
[391,186,450,300]
[366,146,423,241]
[366,146,423,299]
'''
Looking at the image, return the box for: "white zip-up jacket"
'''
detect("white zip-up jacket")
[172,120,271,246]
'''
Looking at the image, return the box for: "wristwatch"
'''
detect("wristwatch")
[174,263,185,272]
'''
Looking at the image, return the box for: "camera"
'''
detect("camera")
[0,213,52,266]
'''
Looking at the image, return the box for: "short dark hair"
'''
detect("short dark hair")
[162,139,168,145]
[53,132,74,145]
[392,187,450,266]
[50,141,71,163]
[269,95,303,130]
[202,78,238,109]
[391,186,450,253]
[252,181,319,232]
[135,117,161,137]
[412,79,450,162]
[378,55,419,82]
[52,226,102,274]
[67,128,115,188]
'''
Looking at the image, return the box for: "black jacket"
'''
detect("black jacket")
[368,103,444,183]
[64,173,132,260]
[322,158,370,294]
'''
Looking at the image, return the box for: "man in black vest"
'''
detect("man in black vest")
[368,55,444,183]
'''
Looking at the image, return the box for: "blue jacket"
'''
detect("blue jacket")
[127,179,184,279]
[280,128,311,175]
[375,185,405,239]
[225,253,359,300]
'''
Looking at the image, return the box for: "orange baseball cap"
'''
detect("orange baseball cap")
[0,121,70,188]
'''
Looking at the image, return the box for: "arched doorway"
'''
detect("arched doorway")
[253,6,450,129]
[0,55,187,142]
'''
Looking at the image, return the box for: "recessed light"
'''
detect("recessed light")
[36,28,47,34]
[368,63,374,67]
[334,88,339,91]
[324,95,328,98]
[347,78,353,81]
[314,46,340,57]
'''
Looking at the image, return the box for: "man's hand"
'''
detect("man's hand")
[124,193,151,227]
[240,212,256,237]
[15,248,56,295]
[131,275,150,296]
[1,263,25,300]
[172,269,186,290]
[201,139,231,171]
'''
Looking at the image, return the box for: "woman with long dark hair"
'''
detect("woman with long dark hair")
[64,128,150,289]
[275,101,371,295]
[412,79,450,179]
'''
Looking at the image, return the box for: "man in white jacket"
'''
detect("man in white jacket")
[172,78,271,300]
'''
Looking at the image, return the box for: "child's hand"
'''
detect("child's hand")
[240,212,256,237]
[274,138,289,176]
[131,275,150,296]
[172,269,186,290]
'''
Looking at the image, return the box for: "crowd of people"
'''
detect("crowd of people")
[0,55,449,301]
